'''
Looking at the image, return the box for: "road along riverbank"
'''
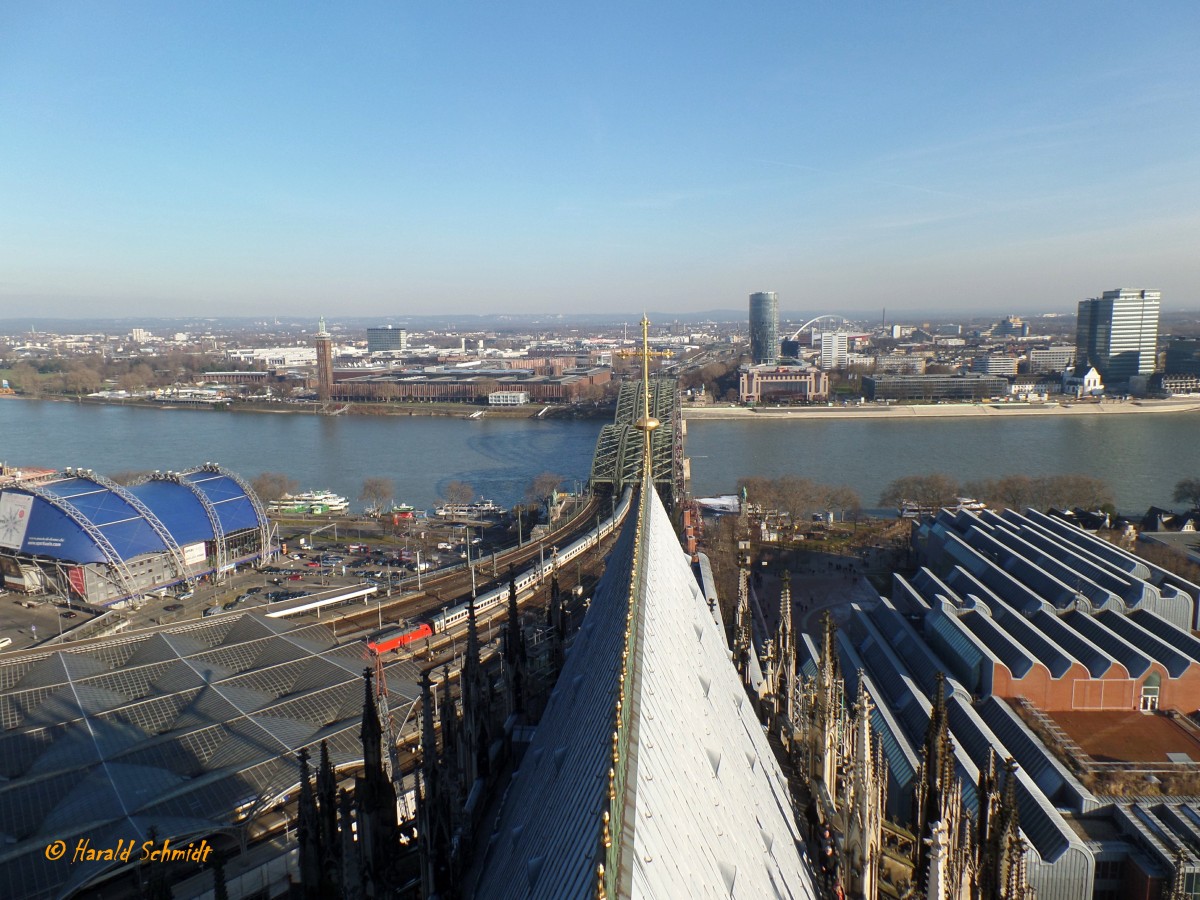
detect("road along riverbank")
[682,398,1200,421]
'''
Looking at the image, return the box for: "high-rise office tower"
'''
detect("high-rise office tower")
[749,291,779,365]
[367,326,408,353]
[1075,289,1160,383]
[818,332,849,370]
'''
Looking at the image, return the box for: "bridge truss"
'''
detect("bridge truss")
[590,378,682,513]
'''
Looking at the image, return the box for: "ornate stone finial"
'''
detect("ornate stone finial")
[602,810,612,849]
[596,863,608,900]
[634,316,660,423]
[633,315,660,473]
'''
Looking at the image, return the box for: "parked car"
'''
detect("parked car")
[61,611,78,619]
[246,587,262,595]
[163,604,184,612]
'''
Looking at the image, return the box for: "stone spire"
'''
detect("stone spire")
[316,740,340,881]
[734,560,752,682]
[296,747,323,897]
[460,595,490,785]
[842,676,885,900]
[418,669,451,897]
[503,566,527,718]
[814,611,844,795]
[355,668,398,893]
[914,672,961,892]
[773,570,796,734]
[994,758,1030,900]
[359,667,382,772]
[441,664,459,776]
[438,662,464,832]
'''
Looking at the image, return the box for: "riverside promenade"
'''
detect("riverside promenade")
[682,397,1200,421]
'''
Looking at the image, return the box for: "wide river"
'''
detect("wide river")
[0,400,1195,513]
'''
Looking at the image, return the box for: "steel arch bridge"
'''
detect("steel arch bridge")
[784,315,857,342]
[590,378,682,512]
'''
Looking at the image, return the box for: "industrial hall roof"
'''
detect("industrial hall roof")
[0,464,266,564]
[471,477,819,899]
[0,613,420,900]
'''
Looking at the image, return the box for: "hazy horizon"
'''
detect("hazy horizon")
[3,3,1197,317]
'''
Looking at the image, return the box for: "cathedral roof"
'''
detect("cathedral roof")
[471,479,818,898]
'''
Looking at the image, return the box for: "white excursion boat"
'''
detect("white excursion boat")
[267,490,351,515]
[434,499,504,519]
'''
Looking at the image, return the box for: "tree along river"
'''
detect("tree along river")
[0,400,1195,513]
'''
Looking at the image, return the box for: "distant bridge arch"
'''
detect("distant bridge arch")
[785,315,856,342]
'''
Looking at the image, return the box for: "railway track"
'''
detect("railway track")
[331,495,604,636]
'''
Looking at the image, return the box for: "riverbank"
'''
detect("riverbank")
[10,394,612,420]
[682,398,1200,421]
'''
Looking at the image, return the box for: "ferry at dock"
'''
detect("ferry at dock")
[434,499,504,519]
[266,490,351,515]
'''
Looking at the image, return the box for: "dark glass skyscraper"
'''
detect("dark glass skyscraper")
[749,291,779,365]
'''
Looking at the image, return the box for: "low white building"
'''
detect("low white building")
[488,390,529,406]
[1062,365,1104,397]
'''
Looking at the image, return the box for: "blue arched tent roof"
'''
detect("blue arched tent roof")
[182,470,261,534]
[130,480,214,546]
[17,477,168,563]
[0,467,265,565]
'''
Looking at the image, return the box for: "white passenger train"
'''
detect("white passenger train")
[368,488,634,652]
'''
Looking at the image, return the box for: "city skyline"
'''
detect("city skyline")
[2,3,1198,317]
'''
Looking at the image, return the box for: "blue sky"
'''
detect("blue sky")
[1,2,1197,318]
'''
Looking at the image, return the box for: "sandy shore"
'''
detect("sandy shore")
[682,398,1200,421]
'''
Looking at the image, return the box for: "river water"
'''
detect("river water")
[0,401,601,512]
[1,400,1195,513]
[686,412,1199,512]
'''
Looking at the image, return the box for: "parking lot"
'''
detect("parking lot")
[0,521,513,653]
[0,502,530,654]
